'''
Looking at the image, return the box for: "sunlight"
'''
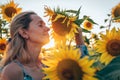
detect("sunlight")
[43,38,55,49]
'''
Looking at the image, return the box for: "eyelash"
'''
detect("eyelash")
[39,24,42,27]
[38,22,45,27]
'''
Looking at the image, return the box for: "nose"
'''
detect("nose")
[45,26,50,32]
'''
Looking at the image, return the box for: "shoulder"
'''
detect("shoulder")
[1,62,23,80]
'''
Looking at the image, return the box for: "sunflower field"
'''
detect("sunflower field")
[0,0,120,80]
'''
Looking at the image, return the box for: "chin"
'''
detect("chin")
[43,38,50,45]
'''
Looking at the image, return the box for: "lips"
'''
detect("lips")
[45,33,49,37]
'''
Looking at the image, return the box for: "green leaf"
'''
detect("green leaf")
[100,26,105,29]
[82,28,91,33]
[87,18,98,25]
[92,60,105,69]
[75,6,81,18]
[83,15,88,20]
[2,28,8,33]
[107,14,111,16]
[74,19,84,26]
[84,36,90,45]
[96,56,120,80]
[65,10,78,14]
[104,19,108,23]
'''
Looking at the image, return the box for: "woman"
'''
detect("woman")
[0,11,88,80]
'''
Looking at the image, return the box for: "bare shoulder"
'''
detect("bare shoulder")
[1,62,23,80]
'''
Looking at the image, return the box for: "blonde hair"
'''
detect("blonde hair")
[1,11,37,67]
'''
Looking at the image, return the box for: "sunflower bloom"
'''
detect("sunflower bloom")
[44,6,79,43]
[0,38,7,53]
[111,3,120,22]
[96,27,120,65]
[44,6,54,21]
[0,0,22,22]
[51,13,78,36]
[42,46,97,80]
[83,20,93,30]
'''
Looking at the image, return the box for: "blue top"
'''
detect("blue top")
[14,60,34,80]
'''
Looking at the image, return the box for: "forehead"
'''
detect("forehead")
[30,14,43,23]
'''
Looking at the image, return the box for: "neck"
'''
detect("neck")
[26,41,42,65]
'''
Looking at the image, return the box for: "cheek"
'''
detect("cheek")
[29,28,42,36]
[33,31,46,40]
[27,27,49,44]
[31,31,43,39]
[27,30,41,40]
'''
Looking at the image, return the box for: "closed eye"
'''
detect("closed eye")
[37,20,46,27]
[38,24,42,27]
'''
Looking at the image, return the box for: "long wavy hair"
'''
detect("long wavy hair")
[0,11,37,67]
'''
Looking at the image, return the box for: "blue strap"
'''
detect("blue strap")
[14,60,34,80]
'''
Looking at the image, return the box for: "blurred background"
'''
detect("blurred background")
[0,0,120,33]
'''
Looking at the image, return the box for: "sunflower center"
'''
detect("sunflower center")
[106,39,120,56]
[114,7,120,17]
[4,7,17,17]
[86,22,92,28]
[0,43,6,51]
[52,14,72,36]
[57,59,83,80]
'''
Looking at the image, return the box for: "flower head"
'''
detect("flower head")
[83,20,93,30]
[111,3,120,22]
[0,38,7,53]
[44,6,79,44]
[42,46,97,80]
[96,28,120,65]
[0,0,22,22]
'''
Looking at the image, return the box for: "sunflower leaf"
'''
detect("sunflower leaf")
[2,28,8,33]
[92,61,105,70]
[65,10,78,14]
[74,19,84,26]
[104,19,108,23]
[100,26,106,29]
[75,6,81,19]
[87,18,98,25]
[96,56,120,80]
[83,15,89,20]
[107,14,111,17]
[82,28,91,33]
[84,36,90,45]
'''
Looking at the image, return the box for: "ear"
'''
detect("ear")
[18,28,29,39]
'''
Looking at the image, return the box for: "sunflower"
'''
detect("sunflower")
[42,46,97,80]
[96,28,120,65]
[0,0,22,22]
[44,6,79,43]
[83,20,93,30]
[111,3,120,22]
[0,38,7,53]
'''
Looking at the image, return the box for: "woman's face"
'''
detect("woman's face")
[26,14,50,46]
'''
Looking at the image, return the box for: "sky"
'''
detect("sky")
[0,0,120,48]
[0,0,120,33]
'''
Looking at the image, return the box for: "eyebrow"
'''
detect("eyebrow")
[37,20,45,25]
[36,20,42,24]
